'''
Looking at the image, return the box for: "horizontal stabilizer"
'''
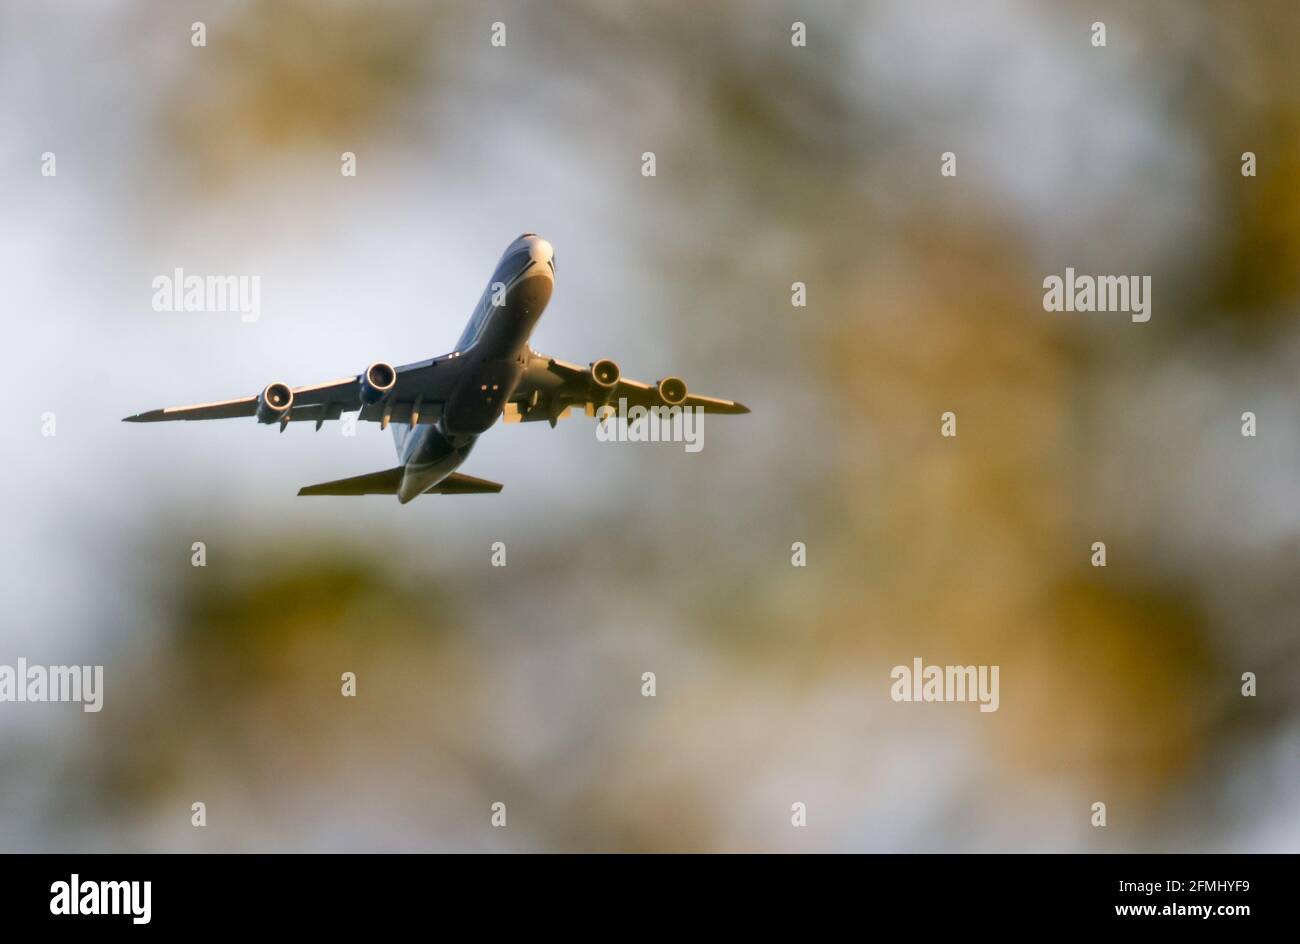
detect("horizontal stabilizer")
[297,467,502,497]
[429,472,504,494]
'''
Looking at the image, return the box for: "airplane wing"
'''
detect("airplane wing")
[122,356,464,429]
[508,354,749,425]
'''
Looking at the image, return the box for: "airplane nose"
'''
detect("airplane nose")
[527,238,553,266]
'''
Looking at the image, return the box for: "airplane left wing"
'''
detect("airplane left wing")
[123,357,463,429]
[509,353,749,425]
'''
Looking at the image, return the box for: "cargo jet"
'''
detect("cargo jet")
[124,234,749,503]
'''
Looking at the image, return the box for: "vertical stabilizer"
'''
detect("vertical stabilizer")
[391,421,410,459]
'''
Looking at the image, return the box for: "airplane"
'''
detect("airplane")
[124,234,749,503]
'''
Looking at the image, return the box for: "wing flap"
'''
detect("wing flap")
[357,399,444,426]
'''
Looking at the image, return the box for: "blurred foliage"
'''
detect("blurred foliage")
[158,1,448,189]
[4,0,1299,851]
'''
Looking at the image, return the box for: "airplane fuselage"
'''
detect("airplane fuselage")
[395,234,555,502]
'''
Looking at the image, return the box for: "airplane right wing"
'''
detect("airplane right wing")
[123,356,465,430]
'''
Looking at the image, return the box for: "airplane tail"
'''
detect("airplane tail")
[297,466,503,496]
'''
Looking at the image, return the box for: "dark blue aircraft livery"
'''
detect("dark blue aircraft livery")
[125,234,749,503]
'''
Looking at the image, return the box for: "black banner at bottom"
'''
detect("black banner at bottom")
[0,853,1286,931]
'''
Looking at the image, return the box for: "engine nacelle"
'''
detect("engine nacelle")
[256,382,294,424]
[588,359,621,403]
[590,358,620,388]
[359,361,397,405]
[657,376,687,406]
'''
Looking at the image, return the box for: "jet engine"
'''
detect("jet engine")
[656,376,688,406]
[589,359,620,403]
[359,361,397,404]
[255,382,294,424]
[590,358,620,388]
